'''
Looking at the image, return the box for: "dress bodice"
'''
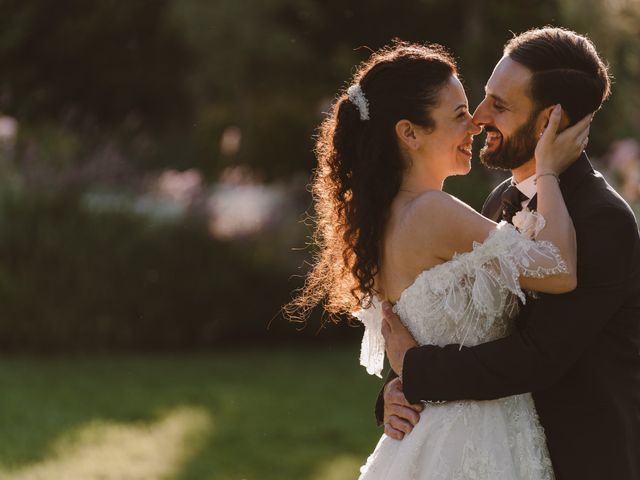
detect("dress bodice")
[355,212,567,377]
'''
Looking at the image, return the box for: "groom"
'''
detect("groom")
[377,27,640,480]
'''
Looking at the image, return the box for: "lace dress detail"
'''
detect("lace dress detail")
[355,212,563,480]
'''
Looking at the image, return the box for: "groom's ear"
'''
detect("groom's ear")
[395,119,420,150]
[539,105,570,134]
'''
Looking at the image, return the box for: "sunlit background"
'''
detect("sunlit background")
[0,0,638,479]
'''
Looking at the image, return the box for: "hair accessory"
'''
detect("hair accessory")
[347,84,370,121]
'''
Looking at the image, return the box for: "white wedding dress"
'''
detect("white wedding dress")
[355,212,563,480]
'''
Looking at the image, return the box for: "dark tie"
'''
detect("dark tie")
[500,185,527,223]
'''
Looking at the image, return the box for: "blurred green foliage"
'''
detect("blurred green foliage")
[0,1,637,350]
[0,0,637,177]
[0,186,361,351]
[0,0,193,126]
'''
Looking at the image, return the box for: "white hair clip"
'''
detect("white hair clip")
[347,84,370,121]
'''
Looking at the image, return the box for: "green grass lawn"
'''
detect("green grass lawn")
[0,346,384,480]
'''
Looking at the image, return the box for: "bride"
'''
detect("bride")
[287,41,590,479]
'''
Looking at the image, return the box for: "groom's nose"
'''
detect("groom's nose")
[471,99,492,127]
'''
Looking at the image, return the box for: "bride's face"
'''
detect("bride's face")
[417,76,481,177]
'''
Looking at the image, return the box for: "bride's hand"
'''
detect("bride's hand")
[535,104,591,175]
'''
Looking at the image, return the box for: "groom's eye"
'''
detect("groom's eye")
[494,104,507,112]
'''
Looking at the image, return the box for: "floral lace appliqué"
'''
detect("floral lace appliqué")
[355,212,567,377]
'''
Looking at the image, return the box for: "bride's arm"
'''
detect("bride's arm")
[525,105,590,291]
[400,108,590,294]
[397,190,573,294]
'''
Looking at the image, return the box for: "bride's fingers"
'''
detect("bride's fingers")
[385,414,414,435]
[574,112,593,129]
[581,136,589,150]
[559,113,592,142]
[572,123,590,153]
[383,421,405,440]
[576,128,590,148]
[387,403,421,426]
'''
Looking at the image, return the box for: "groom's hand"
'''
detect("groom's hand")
[381,301,418,377]
[383,377,424,440]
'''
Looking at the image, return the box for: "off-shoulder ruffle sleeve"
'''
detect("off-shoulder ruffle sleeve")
[353,299,384,378]
[355,210,568,376]
[469,214,568,305]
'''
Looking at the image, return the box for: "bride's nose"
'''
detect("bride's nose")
[467,118,482,135]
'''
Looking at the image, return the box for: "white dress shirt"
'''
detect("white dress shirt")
[513,174,537,209]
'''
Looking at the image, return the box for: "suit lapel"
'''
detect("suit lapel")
[482,178,512,222]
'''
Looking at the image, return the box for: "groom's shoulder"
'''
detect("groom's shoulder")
[488,177,512,197]
[576,169,636,220]
[482,176,512,213]
[570,170,639,244]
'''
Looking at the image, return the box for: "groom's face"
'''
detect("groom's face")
[473,56,542,170]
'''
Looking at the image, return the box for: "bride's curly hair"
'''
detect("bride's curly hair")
[286,41,457,322]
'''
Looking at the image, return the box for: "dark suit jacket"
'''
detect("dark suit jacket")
[375,154,640,480]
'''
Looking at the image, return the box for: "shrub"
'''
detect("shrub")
[0,189,354,352]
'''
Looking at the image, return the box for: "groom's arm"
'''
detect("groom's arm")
[401,205,639,403]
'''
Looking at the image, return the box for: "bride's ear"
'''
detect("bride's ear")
[395,119,420,150]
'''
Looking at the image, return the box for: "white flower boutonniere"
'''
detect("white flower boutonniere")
[512,208,546,240]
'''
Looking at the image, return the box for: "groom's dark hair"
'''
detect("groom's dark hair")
[505,27,611,125]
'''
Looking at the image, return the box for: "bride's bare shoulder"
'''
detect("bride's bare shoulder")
[399,190,481,231]
[395,190,496,261]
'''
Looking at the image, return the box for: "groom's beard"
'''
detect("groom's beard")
[480,111,540,170]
